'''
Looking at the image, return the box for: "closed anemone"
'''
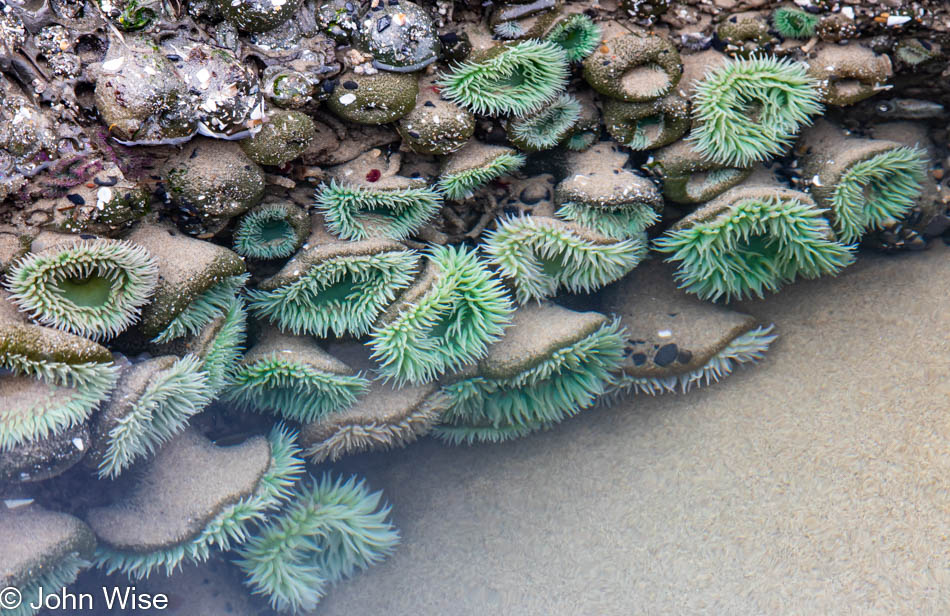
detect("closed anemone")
[6,239,158,341]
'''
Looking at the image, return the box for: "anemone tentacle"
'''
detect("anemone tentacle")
[314,180,443,241]
[151,274,249,344]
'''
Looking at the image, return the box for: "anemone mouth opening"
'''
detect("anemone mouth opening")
[735,232,780,260]
[632,114,664,147]
[53,273,115,309]
[741,101,765,123]
[829,78,867,100]
[310,278,359,307]
[492,66,530,92]
[621,63,670,99]
[685,168,743,200]
[541,251,569,277]
[428,307,460,339]
[257,219,294,244]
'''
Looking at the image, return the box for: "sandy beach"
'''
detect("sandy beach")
[316,243,950,615]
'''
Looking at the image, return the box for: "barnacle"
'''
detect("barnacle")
[6,238,158,341]
[690,55,823,166]
[369,244,514,385]
[437,40,570,117]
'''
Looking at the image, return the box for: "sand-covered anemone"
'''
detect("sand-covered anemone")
[89,355,212,479]
[247,226,419,337]
[582,33,682,102]
[799,121,926,244]
[235,473,399,614]
[301,377,448,463]
[649,138,753,204]
[772,7,819,39]
[690,55,823,166]
[805,45,893,107]
[562,90,602,152]
[126,223,248,343]
[0,505,97,616]
[89,426,304,580]
[483,215,648,304]
[6,235,158,341]
[715,13,777,58]
[225,329,370,424]
[489,0,561,41]
[326,71,420,125]
[437,142,526,201]
[0,297,120,451]
[369,244,514,385]
[507,93,582,152]
[233,200,311,260]
[437,40,570,117]
[436,302,626,444]
[397,76,475,156]
[546,13,603,62]
[653,182,855,302]
[602,259,777,396]
[603,94,690,151]
[315,180,443,242]
[554,166,664,240]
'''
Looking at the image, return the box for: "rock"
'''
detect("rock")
[354,0,442,72]
[0,421,89,483]
[240,109,316,166]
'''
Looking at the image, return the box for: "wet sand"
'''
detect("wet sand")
[320,243,950,615]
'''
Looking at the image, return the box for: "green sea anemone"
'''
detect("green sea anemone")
[546,14,603,62]
[437,40,570,117]
[233,201,311,260]
[613,325,777,395]
[369,244,514,386]
[247,238,419,337]
[1,506,97,616]
[649,138,753,204]
[152,274,249,344]
[690,55,823,166]
[436,303,626,445]
[198,294,248,395]
[653,184,855,301]
[93,425,305,579]
[235,473,399,614]
[601,259,778,398]
[0,308,119,451]
[772,7,818,39]
[507,93,581,152]
[6,238,158,341]
[581,33,682,102]
[225,330,370,424]
[800,122,926,244]
[826,147,926,242]
[94,355,212,479]
[483,215,648,304]
[301,380,449,463]
[314,180,442,242]
[493,20,526,39]
[554,166,663,240]
[437,143,526,201]
[603,94,690,151]
[127,223,248,341]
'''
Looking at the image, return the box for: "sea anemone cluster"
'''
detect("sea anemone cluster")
[0,0,944,610]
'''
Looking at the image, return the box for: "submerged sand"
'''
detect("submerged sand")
[318,243,950,615]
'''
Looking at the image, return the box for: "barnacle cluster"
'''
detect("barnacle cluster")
[0,0,945,611]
